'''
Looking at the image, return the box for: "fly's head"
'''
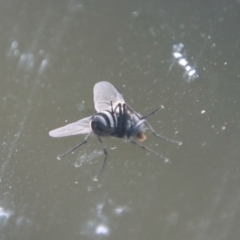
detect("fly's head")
[126,118,146,142]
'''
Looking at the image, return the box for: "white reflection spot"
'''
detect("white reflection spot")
[188,69,196,76]
[186,65,191,71]
[18,53,34,71]
[11,41,18,49]
[38,59,48,74]
[114,206,130,216]
[95,224,109,235]
[0,206,13,226]
[171,43,198,82]
[173,52,182,59]
[164,158,170,163]
[7,41,19,58]
[178,58,188,67]
[0,207,11,219]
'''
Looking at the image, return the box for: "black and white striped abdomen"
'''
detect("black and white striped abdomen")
[91,110,117,136]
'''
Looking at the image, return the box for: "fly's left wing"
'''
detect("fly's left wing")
[93,81,125,112]
[49,116,92,138]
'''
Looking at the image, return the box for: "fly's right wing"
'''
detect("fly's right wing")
[49,116,92,138]
[94,81,125,112]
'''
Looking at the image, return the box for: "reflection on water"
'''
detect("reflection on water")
[80,200,130,238]
[6,40,49,76]
[0,206,12,227]
[171,43,198,82]
[74,149,103,168]
[81,203,110,237]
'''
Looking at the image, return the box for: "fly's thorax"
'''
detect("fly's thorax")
[91,111,116,136]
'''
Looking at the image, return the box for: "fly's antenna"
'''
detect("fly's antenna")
[57,133,91,160]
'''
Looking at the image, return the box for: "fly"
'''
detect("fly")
[49,81,182,180]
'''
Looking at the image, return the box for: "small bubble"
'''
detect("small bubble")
[149,28,156,37]
[178,141,182,146]
[114,206,129,215]
[39,49,45,56]
[164,158,170,163]
[87,186,92,191]
[132,11,139,17]
[77,4,84,11]
[14,49,20,57]
[118,46,124,52]
[77,100,85,111]
[11,41,18,49]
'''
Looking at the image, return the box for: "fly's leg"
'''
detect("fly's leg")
[144,121,182,146]
[93,137,108,181]
[125,103,182,146]
[140,107,161,120]
[129,140,169,162]
[125,103,160,120]
[113,103,122,113]
[57,133,91,160]
[110,100,114,114]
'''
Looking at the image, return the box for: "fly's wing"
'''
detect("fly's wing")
[49,116,92,137]
[94,81,125,112]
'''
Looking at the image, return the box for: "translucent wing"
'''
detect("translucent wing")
[49,116,92,138]
[94,81,125,112]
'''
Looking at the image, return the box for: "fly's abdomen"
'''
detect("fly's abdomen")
[91,111,117,136]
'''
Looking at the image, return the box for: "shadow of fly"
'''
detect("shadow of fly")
[49,81,182,180]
